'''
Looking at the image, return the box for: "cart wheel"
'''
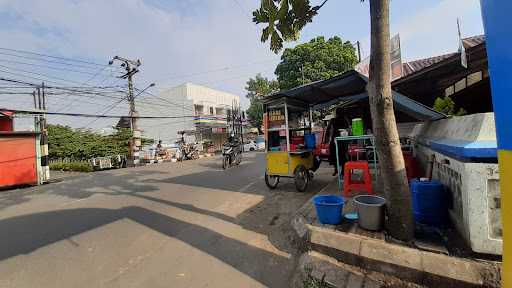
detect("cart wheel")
[265,172,279,189]
[294,165,309,192]
[222,156,229,170]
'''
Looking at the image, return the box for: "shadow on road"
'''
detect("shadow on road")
[0,153,336,286]
[0,206,290,287]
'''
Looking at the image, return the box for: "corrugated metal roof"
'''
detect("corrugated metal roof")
[265,70,446,121]
[401,53,457,77]
[396,35,485,81]
[462,35,485,49]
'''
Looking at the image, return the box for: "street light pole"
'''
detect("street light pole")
[109,56,141,166]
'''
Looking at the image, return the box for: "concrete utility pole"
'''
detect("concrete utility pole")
[109,56,142,166]
[40,82,49,182]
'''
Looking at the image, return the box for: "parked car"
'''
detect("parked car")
[243,140,258,152]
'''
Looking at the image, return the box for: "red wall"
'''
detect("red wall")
[0,117,13,132]
[0,135,38,188]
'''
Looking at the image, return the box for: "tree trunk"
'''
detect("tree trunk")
[368,0,414,241]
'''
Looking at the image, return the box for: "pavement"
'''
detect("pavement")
[0,152,334,288]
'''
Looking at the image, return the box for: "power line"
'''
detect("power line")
[154,58,276,84]
[2,108,201,119]
[0,58,114,76]
[0,47,114,68]
[0,63,114,88]
[0,51,122,72]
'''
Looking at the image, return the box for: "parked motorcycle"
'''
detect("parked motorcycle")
[222,142,242,169]
[177,142,200,161]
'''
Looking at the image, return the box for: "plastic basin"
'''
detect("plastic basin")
[313,195,344,225]
[354,195,386,231]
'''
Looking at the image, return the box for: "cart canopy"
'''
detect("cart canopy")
[264,70,446,121]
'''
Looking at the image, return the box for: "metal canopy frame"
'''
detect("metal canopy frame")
[265,70,446,121]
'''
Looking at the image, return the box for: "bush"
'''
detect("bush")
[49,161,93,172]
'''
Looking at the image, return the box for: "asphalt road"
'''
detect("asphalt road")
[0,152,333,288]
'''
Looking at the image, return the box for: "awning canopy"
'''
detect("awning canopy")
[264,70,446,121]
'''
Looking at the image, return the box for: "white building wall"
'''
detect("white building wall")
[137,84,194,143]
[137,83,240,144]
[186,83,240,112]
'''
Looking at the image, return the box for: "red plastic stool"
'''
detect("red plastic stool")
[343,161,374,197]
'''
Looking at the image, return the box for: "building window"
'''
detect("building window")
[209,107,214,115]
[445,86,454,97]
[194,105,204,115]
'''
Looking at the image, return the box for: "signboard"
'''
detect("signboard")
[267,108,285,129]
[355,34,403,81]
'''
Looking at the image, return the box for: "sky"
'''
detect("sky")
[0,0,485,130]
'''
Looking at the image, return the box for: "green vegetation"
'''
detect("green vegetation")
[49,161,93,172]
[244,35,356,131]
[245,74,279,132]
[302,276,331,288]
[275,36,358,90]
[433,96,467,116]
[252,0,327,53]
[48,125,153,160]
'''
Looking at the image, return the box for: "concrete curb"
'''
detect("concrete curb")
[290,187,501,288]
[303,223,500,287]
[293,251,385,288]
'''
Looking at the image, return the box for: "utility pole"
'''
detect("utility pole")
[109,56,142,166]
[40,82,49,182]
[34,83,49,183]
[356,41,362,63]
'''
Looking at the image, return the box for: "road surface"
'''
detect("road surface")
[0,152,333,288]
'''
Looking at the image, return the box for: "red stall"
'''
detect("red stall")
[0,112,40,188]
[0,111,14,132]
[0,131,40,188]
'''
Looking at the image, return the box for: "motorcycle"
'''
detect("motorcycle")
[222,142,242,169]
[177,142,200,161]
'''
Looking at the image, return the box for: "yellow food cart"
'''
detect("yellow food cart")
[263,97,315,192]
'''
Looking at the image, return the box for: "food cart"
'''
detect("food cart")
[263,97,316,192]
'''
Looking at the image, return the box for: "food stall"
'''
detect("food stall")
[262,70,446,193]
[263,97,317,192]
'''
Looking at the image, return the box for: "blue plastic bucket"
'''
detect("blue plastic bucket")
[313,195,344,224]
[305,134,316,150]
[410,179,448,226]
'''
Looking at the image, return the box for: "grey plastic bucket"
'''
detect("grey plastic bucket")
[353,195,386,231]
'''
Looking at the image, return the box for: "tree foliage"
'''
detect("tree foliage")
[252,0,328,53]
[245,74,279,132]
[275,36,358,90]
[48,125,152,160]
[433,96,467,116]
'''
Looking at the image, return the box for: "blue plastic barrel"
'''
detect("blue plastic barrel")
[305,134,316,149]
[313,195,344,225]
[410,180,448,226]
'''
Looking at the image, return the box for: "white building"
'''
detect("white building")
[137,83,240,148]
